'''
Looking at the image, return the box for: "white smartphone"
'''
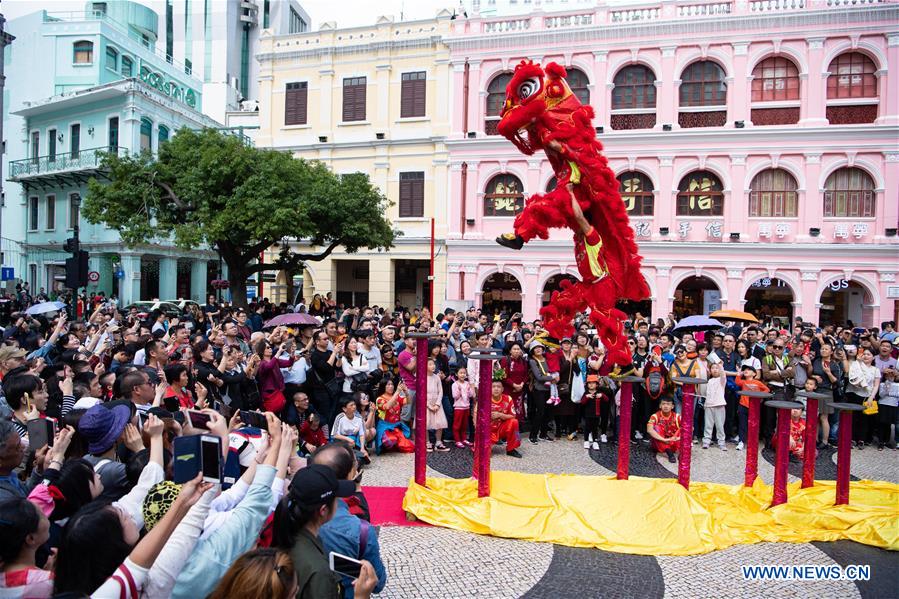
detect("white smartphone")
[200,434,222,483]
[329,551,362,580]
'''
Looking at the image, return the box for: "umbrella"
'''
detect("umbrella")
[25,301,67,315]
[709,309,760,324]
[671,315,724,335]
[264,313,320,328]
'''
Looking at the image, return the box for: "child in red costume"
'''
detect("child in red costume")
[489,380,522,457]
[647,397,681,463]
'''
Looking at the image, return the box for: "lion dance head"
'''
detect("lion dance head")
[496,61,581,156]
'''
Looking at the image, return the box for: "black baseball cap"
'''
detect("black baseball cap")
[288,464,355,506]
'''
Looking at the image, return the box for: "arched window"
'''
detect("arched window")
[751,57,799,102]
[618,172,654,217]
[105,46,118,71]
[566,67,590,105]
[121,56,133,77]
[676,171,724,216]
[485,72,512,135]
[158,125,170,145]
[73,41,94,64]
[824,167,875,218]
[827,52,877,99]
[680,61,726,107]
[612,65,656,109]
[749,169,798,217]
[484,174,524,217]
[139,117,153,152]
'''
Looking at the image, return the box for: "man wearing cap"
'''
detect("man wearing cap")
[275,464,378,599]
[79,402,144,501]
[313,444,387,598]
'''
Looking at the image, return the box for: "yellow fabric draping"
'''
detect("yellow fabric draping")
[402,471,898,555]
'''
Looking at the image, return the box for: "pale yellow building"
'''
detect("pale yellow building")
[255,11,453,311]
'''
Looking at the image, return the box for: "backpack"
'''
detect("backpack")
[645,363,666,400]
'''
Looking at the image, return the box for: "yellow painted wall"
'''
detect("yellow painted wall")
[256,14,452,310]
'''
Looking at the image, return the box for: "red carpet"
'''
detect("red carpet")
[365,486,431,527]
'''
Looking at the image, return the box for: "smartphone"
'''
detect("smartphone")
[27,419,55,449]
[329,551,363,580]
[200,435,222,483]
[240,409,268,429]
[174,434,221,483]
[188,410,212,430]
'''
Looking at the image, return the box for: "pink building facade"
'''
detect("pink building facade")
[443,0,899,327]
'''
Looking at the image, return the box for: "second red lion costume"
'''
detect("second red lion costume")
[495,60,649,368]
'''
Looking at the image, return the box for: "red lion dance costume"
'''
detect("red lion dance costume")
[495,60,649,368]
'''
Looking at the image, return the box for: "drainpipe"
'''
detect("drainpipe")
[459,162,468,300]
[462,60,470,136]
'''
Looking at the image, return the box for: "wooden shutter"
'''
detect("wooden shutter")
[285,82,307,126]
[399,172,424,218]
[343,77,366,122]
[401,72,426,118]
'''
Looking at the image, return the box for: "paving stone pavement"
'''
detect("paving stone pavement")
[364,436,898,598]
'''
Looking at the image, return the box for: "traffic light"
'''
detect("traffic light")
[65,250,89,288]
[63,237,79,253]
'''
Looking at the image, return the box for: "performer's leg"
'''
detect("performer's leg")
[502,419,521,452]
[498,188,578,249]
[541,278,589,341]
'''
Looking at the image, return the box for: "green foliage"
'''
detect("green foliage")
[84,128,397,283]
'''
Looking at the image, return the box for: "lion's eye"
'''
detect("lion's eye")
[517,77,541,99]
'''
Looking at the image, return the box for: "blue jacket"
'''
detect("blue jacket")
[318,500,387,599]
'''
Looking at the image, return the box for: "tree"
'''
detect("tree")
[84,128,397,305]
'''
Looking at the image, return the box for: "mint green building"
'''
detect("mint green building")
[3,4,222,304]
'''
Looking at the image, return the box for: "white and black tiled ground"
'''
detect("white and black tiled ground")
[366,436,898,598]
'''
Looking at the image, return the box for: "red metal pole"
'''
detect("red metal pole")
[745,397,762,487]
[771,407,791,506]
[677,384,695,489]
[616,382,632,480]
[835,409,853,505]
[801,398,819,489]
[413,338,429,487]
[429,218,435,315]
[475,358,493,497]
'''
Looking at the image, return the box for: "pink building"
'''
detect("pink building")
[443,0,899,328]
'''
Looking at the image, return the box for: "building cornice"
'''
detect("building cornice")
[444,6,898,54]
[258,36,445,63]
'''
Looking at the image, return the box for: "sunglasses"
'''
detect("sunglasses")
[774,345,784,350]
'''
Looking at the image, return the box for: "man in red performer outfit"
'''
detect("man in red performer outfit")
[647,397,681,463]
[490,380,522,458]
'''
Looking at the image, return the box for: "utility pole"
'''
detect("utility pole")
[65,194,87,320]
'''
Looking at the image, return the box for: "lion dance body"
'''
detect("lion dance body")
[495,60,649,368]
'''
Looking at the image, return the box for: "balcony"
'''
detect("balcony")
[8,146,127,190]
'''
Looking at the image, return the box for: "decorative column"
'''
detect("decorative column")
[880,152,899,238]
[658,46,678,128]
[463,265,478,303]
[727,155,747,235]
[522,265,540,321]
[729,43,749,126]
[800,153,823,240]
[799,270,820,324]
[727,268,744,312]
[801,38,827,126]
[190,259,208,302]
[875,34,899,125]
[464,160,481,239]
[466,60,482,135]
[591,51,609,124]
[451,61,467,135]
[448,162,464,239]
[318,67,334,132]
[655,156,675,237]
[119,253,142,305]
[375,63,391,130]
[655,266,672,317]
[447,264,461,301]
[159,256,178,300]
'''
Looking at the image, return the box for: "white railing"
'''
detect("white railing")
[544,13,594,28]
[676,2,733,17]
[826,0,882,5]
[750,0,805,11]
[483,18,531,34]
[610,7,662,22]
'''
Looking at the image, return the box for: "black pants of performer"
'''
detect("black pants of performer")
[845,392,871,443]
[724,385,739,439]
[529,388,552,441]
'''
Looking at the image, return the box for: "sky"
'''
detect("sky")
[2,0,640,30]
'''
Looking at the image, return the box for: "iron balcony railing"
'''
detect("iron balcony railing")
[8,146,128,180]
